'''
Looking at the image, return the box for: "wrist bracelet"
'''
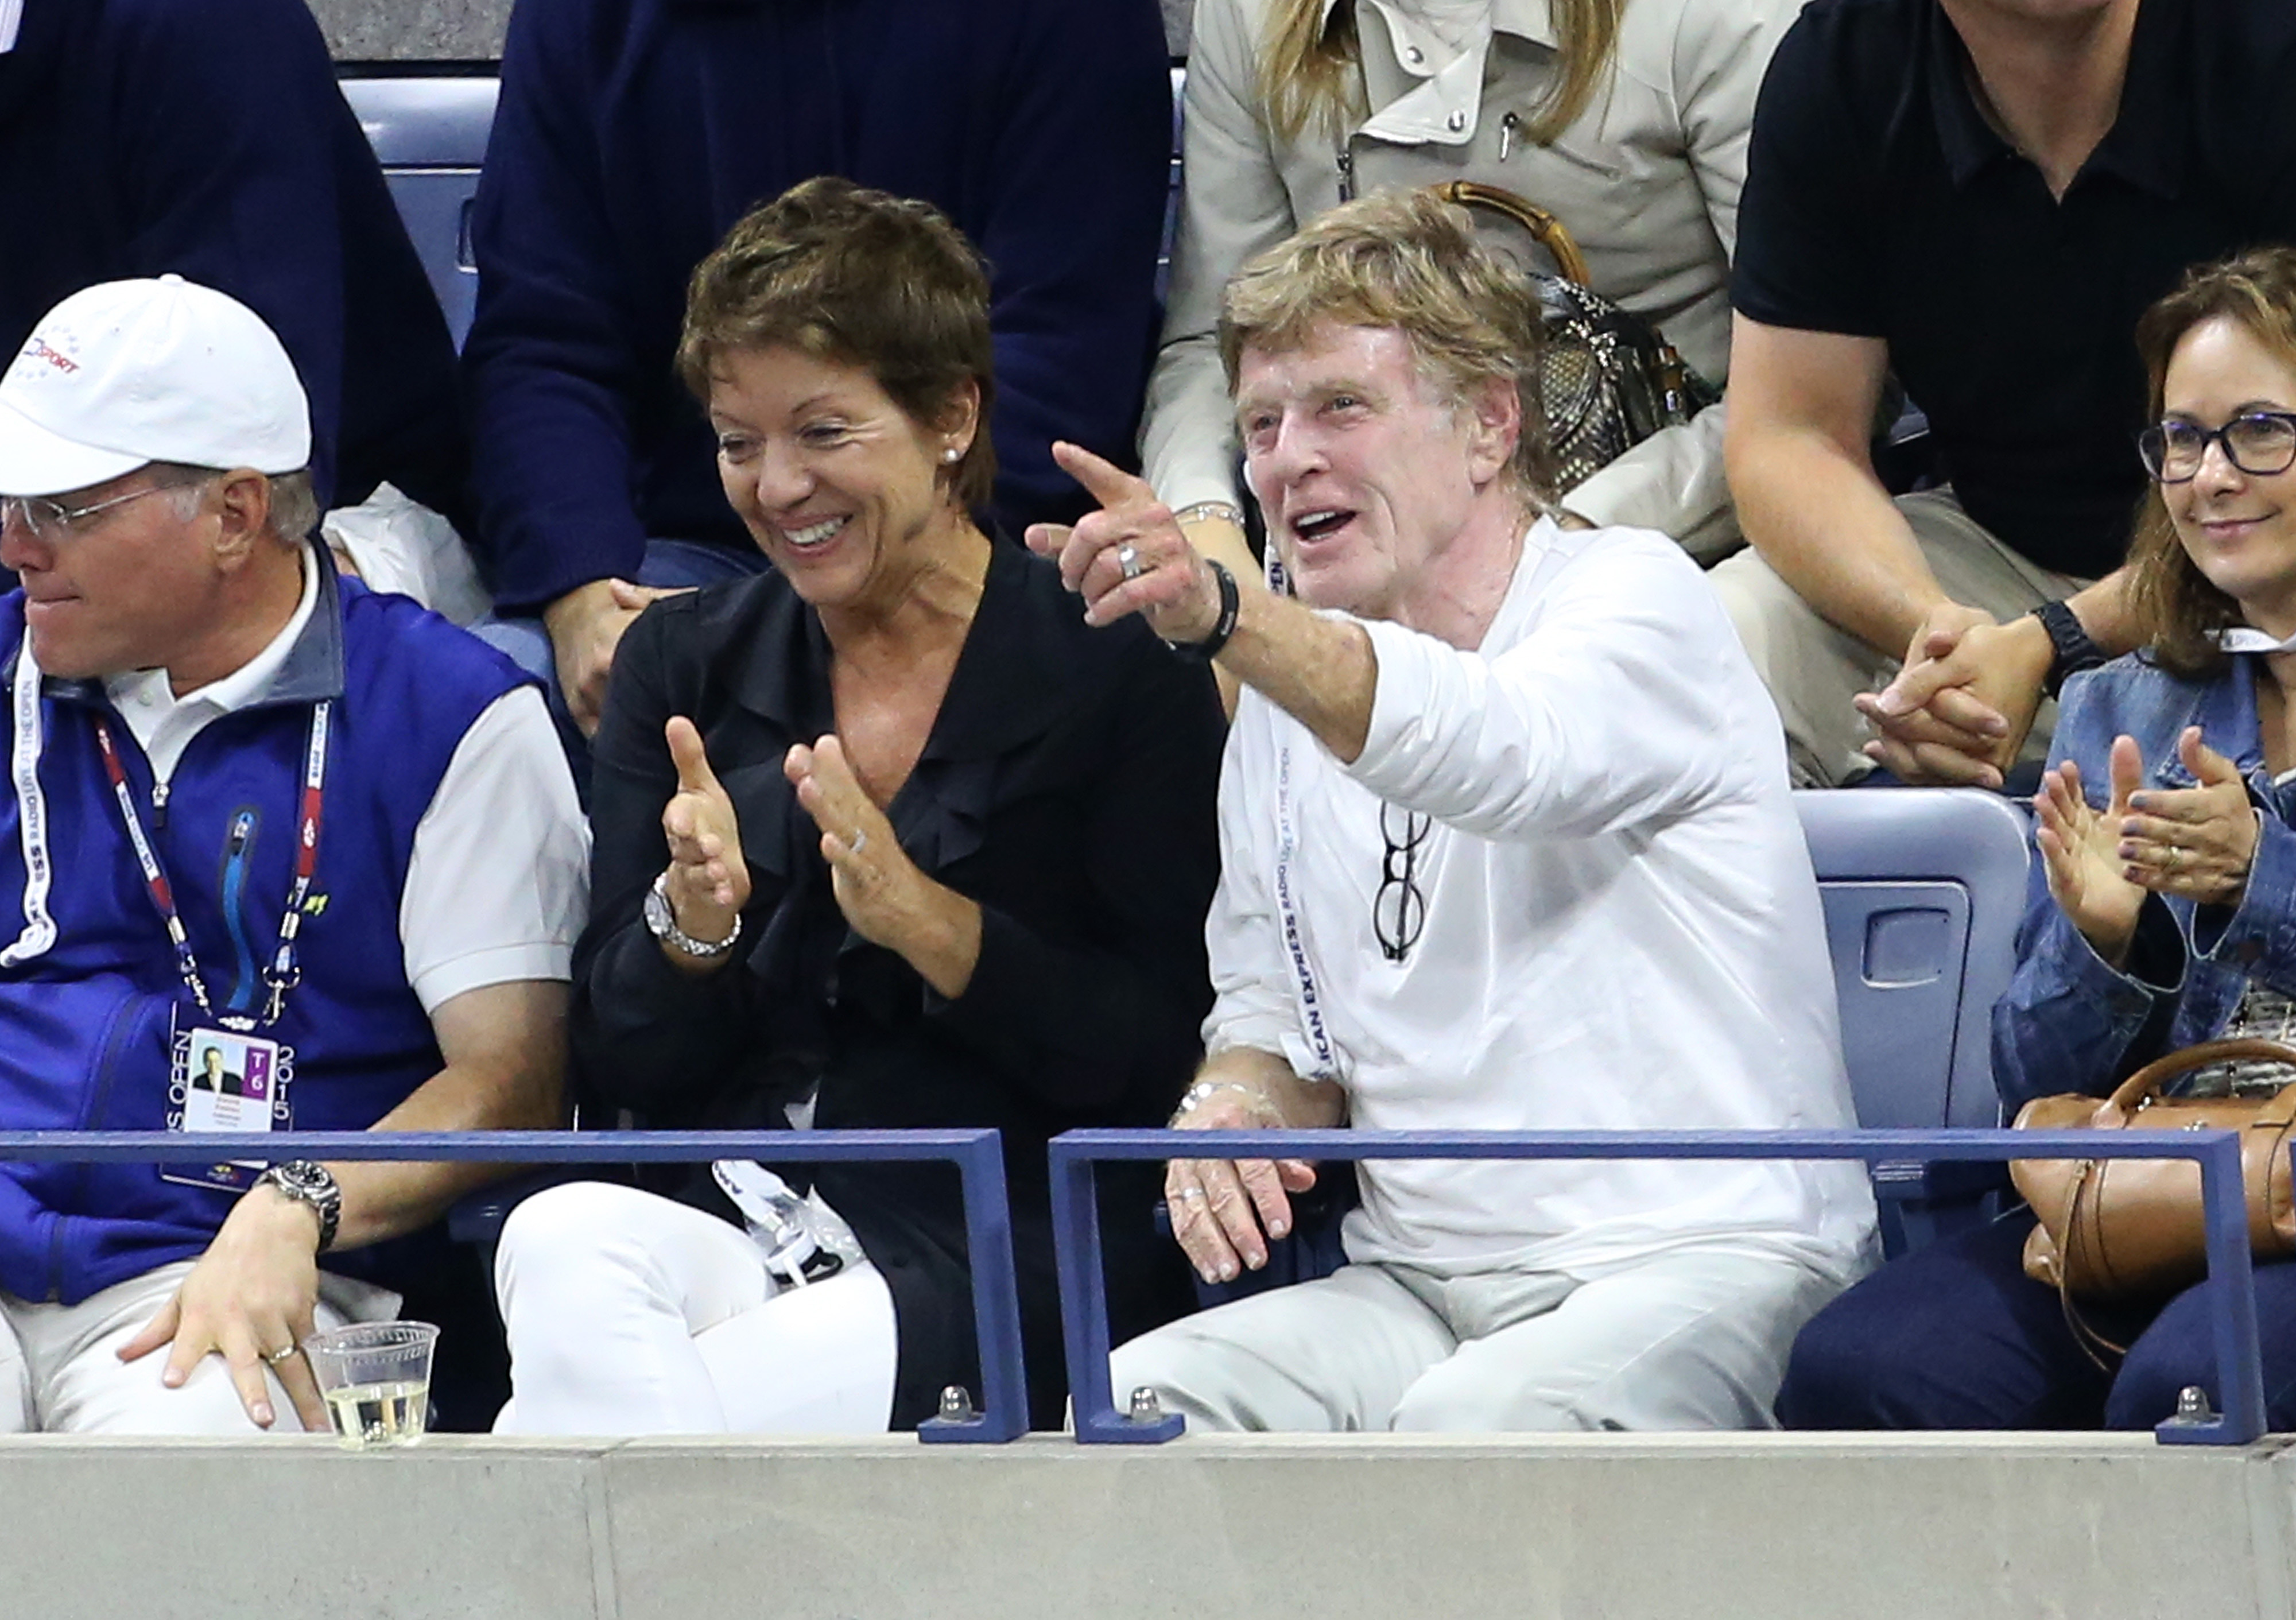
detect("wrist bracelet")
[1169,1078,1270,1126]
[1172,501,1246,530]
[1166,559,1240,664]
[2029,599,2109,699]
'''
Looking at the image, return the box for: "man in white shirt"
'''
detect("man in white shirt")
[1031,190,1874,1432]
[0,276,586,1435]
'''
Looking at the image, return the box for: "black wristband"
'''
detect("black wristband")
[2029,599,2108,699]
[1166,558,1239,664]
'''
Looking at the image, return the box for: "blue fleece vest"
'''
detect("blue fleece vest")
[0,567,525,1304]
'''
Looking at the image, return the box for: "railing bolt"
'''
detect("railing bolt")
[2170,1385,2217,1425]
[1128,1386,1163,1424]
[937,1385,976,1423]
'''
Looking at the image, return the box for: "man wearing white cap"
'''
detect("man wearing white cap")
[0,276,587,1435]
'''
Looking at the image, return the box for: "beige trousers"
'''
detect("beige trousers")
[1707,490,2085,786]
[0,1261,393,1434]
[1106,1239,1845,1434]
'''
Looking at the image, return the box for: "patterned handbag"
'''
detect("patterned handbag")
[1429,180,1720,493]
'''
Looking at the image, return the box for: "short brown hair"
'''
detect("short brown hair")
[2126,248,2296,677]
[678,176,996,510]
[1217,188,1551,501]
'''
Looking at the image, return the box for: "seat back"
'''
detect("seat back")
[1794,788,2031,1133]
[339,74,501,349]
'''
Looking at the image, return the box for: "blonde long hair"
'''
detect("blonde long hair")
[1256,0,1624,147]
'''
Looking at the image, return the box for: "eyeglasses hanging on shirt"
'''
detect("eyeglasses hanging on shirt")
[1375,802,1430,963]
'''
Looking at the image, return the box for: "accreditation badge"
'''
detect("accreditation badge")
[160,1011,294,1193]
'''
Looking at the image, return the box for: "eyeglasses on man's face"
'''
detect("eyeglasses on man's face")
[0,481,192,544]
[2138,411,2296,484]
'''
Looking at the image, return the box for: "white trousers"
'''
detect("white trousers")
[1708,489,2084,787]
[492,1181,898,1435]
[1106,1241,1843,1433]
[0,1262,393,1435]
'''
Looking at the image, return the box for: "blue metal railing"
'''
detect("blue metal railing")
[1049,1127,2268,1447]
[0,1129,1029,1444]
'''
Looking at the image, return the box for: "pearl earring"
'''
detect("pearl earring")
[943,447,961,463]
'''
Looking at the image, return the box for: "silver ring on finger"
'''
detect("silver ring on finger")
[1172,1187,1207,1203]
[264,1344,299,1366]
[1116,542,1146,582]
[2167,843,2184,871]
[849,830,868,855]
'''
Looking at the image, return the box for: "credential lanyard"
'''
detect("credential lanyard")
[92,700,331,1028]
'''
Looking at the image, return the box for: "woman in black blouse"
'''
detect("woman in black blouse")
[492,179,1223,1432]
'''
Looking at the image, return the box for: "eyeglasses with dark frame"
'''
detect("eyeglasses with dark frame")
[0,481,195,544]
[1374,802,1430,964]
[2138,411,2296,485]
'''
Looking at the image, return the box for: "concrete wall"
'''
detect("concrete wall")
[307,1,1197,62]
[6,1432,2293,1620]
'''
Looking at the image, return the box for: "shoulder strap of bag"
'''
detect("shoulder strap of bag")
[2110,1038,2296,1111]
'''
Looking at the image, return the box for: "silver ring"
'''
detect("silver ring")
[1116,542,1145,582]
[263,1345,298,1366]
[1173,1187,1207,1203]
[2169,844,2184,870]
[849,830,868,855]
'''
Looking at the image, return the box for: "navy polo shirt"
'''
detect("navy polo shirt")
[1733,0,2296,580]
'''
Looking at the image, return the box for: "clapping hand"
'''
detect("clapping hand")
[2119,727,2259,909]
[2034,737,2147,967]
[661,716,748,951]
[783,734,989,1004]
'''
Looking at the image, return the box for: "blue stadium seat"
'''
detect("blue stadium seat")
[339,73,499,350]
[1793,786,2031,1252]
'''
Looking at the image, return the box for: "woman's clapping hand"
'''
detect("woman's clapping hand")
[2034,737,2147,968]
[660,716,751,951]
[2035,728,2261,968]
[786,735,982,999]
[2119,727,2259,909]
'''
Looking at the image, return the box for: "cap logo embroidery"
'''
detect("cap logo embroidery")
[21,338,78,375]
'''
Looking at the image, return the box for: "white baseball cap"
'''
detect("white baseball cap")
[0,274,311,497]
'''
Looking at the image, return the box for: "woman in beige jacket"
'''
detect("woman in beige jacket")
[1145,0,1798,574]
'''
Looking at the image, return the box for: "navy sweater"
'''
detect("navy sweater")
[462,0,1174,613]
[0,0,467,521]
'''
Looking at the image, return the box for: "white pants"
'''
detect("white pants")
[492,1181,898,1435]
[1708,489,2084,787]
[1106,1242,1843,1433]
[0,1261,393,1435]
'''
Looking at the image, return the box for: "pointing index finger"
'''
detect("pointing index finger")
[1052,440,1154,511]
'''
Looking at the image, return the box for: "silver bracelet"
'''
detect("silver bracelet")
[1172,501,1246,530]
[1169,1078,1269,1126]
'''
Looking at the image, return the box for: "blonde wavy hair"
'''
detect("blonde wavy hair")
[1258,0,1623,146]
[1219,187,1552,500]
[2124,248,2296,678]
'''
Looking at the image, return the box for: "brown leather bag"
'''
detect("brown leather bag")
[2011,1039,2296,1308]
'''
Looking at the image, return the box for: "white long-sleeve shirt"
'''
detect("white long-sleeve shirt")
[1207,517,1875,1278]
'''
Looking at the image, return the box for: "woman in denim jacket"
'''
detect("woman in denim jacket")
[1777,249,2296,1432]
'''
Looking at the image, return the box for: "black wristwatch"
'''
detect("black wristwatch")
[2028,599,2108,699]
[258,1160,342,1254]
[1166,559,1240,664]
